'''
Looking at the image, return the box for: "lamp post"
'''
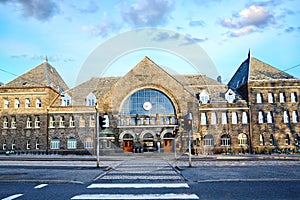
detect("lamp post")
[95,105,100,168]
[187,112,193,167]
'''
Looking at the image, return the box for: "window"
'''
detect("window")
[203,134,214,146]
[267,112,273,124]
[67,138,77,149]
[279,92,285,103]
[36,139,40,150]
[256,93,262,103]
[285,134,290,145]
[120,89,175,116]
[11,140,15,150]
[238,133,248,146]
[200,113,207,125]
[86,93,96,106]
[292,111,298,123]
[50,138,60,149]
[3,116,8,128]
[283,111,289,124]
[69,116,75,127]
[4,99,9,109]
[260,134,265,146]
[225,89,235,103]
[258,111,264,124]
[11,117,16,128]
[295,134,299,146]
[26,140,31,150]
[25,98,30,108]
[242,112,248,124]
[291,92,297,102]
[59,116,65,127]
[35,116,40,128]
[268,93,274,103]
[49,116,55,128]
[221,135,230,146]
[84,137,93,148]
[221,112,227,124]
[269,134,275,146]
[89,116,95,127]
[199,90,210,104]
[79,116,85,127]
[26,116,32,128]
[231,112,238,124]
[36,98,42,108]
[3,140,7,150]
[15,98,20,108]
[211,112,217,125]
[61,93,71,106]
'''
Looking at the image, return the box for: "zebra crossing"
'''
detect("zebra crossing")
[71,157,199,199]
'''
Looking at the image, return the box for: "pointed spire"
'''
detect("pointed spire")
[44,55,48,63]
[248,49,252,59]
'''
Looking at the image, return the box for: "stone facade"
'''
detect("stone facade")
[1,54,299,155]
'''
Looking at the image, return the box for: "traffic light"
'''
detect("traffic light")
[172,129,178,137]
[99,116,106,129]
[186,119,192,131]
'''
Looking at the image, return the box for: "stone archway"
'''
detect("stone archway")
[161,130,174,152]
[140,130,157,152]
[119,131,135,152]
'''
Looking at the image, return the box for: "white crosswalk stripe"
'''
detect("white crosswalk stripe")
[71,157,199,200]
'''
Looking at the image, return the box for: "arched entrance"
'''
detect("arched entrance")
[123,134,134,152]
[163,132,173,152]
[143,133,155,152]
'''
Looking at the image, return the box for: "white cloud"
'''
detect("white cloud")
[220,5,275,29]
[229,26,255,37]
[118,0,174,27]
[0,0,60,21]
[219,5,276,37]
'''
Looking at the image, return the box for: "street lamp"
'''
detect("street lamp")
[187,112,193,167]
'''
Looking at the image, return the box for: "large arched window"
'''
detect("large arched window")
[120,89,175,116]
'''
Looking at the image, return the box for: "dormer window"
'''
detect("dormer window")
[61,93,71,106]
[199,90,209,104]
[86,92,96,106]
[225,89,235,103]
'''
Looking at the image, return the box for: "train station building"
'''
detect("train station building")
[1,52,300,155]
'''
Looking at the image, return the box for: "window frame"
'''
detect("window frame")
[67,138,77,149]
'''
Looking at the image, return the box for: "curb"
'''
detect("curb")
[192,178,300,183]
[0,179,84,184]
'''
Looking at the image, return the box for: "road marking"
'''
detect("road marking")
[34,184,48,189]
[87,183,189,188]
[2,194,23,200]
[71,193,199,199]
[101,175,182,180]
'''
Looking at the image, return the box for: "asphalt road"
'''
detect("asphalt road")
[1,156,300,200]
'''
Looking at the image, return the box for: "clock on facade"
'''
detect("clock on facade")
[143,102,152,111]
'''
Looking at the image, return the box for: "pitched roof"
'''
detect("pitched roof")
[228,51,297,90]
[2,60,69,92]
[67,76,120,106]
[249,57,295,80]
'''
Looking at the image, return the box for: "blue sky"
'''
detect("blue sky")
[0,0,299,87]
